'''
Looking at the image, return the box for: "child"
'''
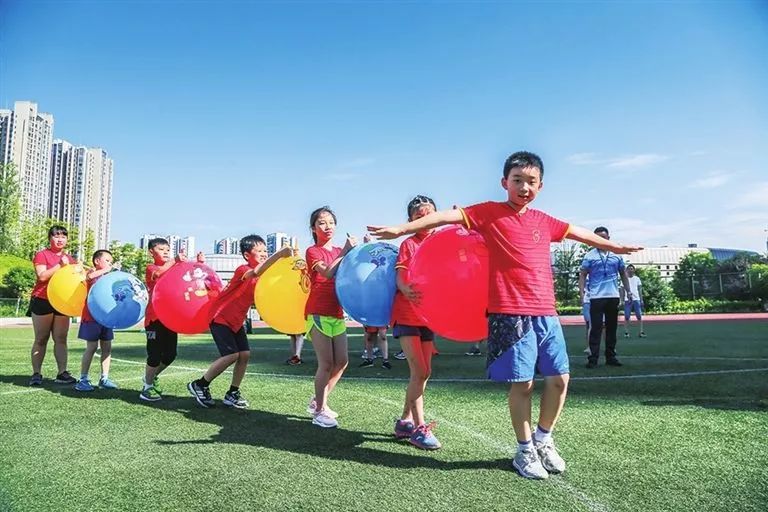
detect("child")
[286,334,305,365]
[359,326,390,369]
[28,225,78,386]
[188,235,293,408]
[305,206,357,428]
[623,264,646,338]
[368,152,640,478]
[140,238,202,402]
[75,250,118,391]
[388,194,442,449]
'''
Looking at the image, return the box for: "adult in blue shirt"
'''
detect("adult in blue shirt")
[579,227,632,368]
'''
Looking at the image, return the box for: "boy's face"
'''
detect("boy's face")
[627,266,635,277]
[150,244,171,263]
[93,253,113,270]
[501,166,543,209]
[313,212,336,242]
[49,233,67,250]
[409,203,435,222]
[245,243,268,265]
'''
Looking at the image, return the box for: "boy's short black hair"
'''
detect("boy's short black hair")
[48,225,68,238]
[594,226,609,235]
[148,237,169,250]
[407,195,437,219]
[92,249,113,265]
[627,264,636,270]
[503,151,544,179]
[240,235,266,258]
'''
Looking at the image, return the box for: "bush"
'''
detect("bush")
[653,298,761,314]
[3,266,36,298]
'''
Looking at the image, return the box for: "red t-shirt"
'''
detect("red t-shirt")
[391,232,430,326]
[144,263,162,326]
[210,264,257,332]
[80,276,101,322]
[461,202,570,316]
[31,249,76,299]
[304,245,344,318]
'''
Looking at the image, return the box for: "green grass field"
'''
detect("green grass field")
[1,320,767,512]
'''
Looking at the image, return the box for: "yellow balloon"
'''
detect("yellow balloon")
[47,265,87,317]
[255,256,310,335]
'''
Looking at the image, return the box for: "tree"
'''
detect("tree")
[16,217,80,260]
[81,228,96,263]
[671,252,719,299]
[746,263,768,308]
[552,241,586,304]
[0,163,21,253]
[3,266,36,298]
[634,266,673,312]
[108,240,150,277]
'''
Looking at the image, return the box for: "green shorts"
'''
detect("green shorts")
[306,315,346,340]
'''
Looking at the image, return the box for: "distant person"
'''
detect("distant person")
[622,264,646,338]
[360,326,391,369]
[28,225,78,386]
[286,334,305,365]
[579,227,633,368]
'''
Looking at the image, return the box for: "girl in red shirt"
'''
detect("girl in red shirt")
[28,225,79,386]
[304,206,357,428]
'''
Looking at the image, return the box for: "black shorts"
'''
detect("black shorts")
[210,322,250,356]
[392,323,435,342]
[145,320,178,345]
[27,297,67,317]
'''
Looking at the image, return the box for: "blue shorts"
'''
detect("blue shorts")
[392,323,434,342]
[581,303,591,323]
[624,300,643,320]
[486,314,569,383]
[78,321,114,342]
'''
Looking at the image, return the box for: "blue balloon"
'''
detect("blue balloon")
[335,242,398,327]
[87,271,149,329]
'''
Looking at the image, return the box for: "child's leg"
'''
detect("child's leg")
[508,381,535,442]
[378,329,389,360]
[203,353,239,382]
[99,334,113,378]
[623,301,631,334]
[80,341,99,378]
[363,332,374,358]
[292,335,305,358]
[311,327,335,412]
[537,374,570,431]
[51,314,71,374]
[230,350,250,388]
[327,333,349,396]
[31,313,54,374]
[400,336,430,426]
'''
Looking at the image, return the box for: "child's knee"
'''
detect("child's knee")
[547,374,569,392]
[238,350,250,362]
[509,381,534,397]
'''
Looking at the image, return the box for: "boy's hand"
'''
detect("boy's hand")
[363,234,372,244]
[366,225,403,240]
[176,251,187,263]
[60,255,70,266]
[196,251,205,263]
[400,283,421,304]
[612,244,643,255]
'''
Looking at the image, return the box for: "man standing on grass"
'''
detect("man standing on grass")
[579,227,632,368]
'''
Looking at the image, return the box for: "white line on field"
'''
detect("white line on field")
[0,369,197,396]
[105,357,768,383]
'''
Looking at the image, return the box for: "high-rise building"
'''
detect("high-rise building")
[69,146,113,250]
[139,234,195,257]
[266,232,292,256]
[0,101,55,219]
[177,236,195,256]
[49,140,77,223]
[215,237,240,255]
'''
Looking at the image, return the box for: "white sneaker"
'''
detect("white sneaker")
[582,347,591,355]
[360,350,369,360]
[512,447,549,480]
[534,437,566,474]
[306,397,338,418]
[312,410,338,428]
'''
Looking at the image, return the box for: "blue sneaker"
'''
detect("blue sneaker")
[75,378,95,392]
[409,422,441,450]
[394,419,415,439]
[99,377,118,389]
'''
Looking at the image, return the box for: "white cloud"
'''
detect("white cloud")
[689,171,730,189]
[566,152,669,169]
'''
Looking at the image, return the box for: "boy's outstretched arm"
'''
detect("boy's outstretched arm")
[566,225,643,255]
[367,209,464,240]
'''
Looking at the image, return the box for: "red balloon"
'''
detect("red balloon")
[152,262,224,335]
[409,226,489,342]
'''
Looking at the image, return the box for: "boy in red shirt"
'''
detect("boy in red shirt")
[187,235,293,408]
[369,151,640,479]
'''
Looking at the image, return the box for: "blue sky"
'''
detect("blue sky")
[2,1,767,252]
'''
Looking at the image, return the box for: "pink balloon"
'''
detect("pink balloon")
[409,226,489,342]
[152,262,224,335]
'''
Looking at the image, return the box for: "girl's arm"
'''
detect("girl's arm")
[314,235,358,279]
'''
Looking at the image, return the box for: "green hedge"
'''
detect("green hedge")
[558,298,762,316]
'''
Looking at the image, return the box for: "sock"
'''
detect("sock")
[534,425,552,443]
[143,380,153,391]
[228,385,239,393]
[196,376,210,388]
[101,373,108,380]
[80,373,88,381]
[518,439,533,452]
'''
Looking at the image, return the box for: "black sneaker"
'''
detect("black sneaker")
[359,359,374,368]
[586,360,598,369]
[187,381,215,408]
[286,355,302,366]
[381,360,392,370]
[223,389,249,409]
[54,371,76,384]
[639,332,647,338]
[623,332,630,338]
[29,373,43,386]
[606,358,623,367]
[465,347,482,356]
[394,350,407,360]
